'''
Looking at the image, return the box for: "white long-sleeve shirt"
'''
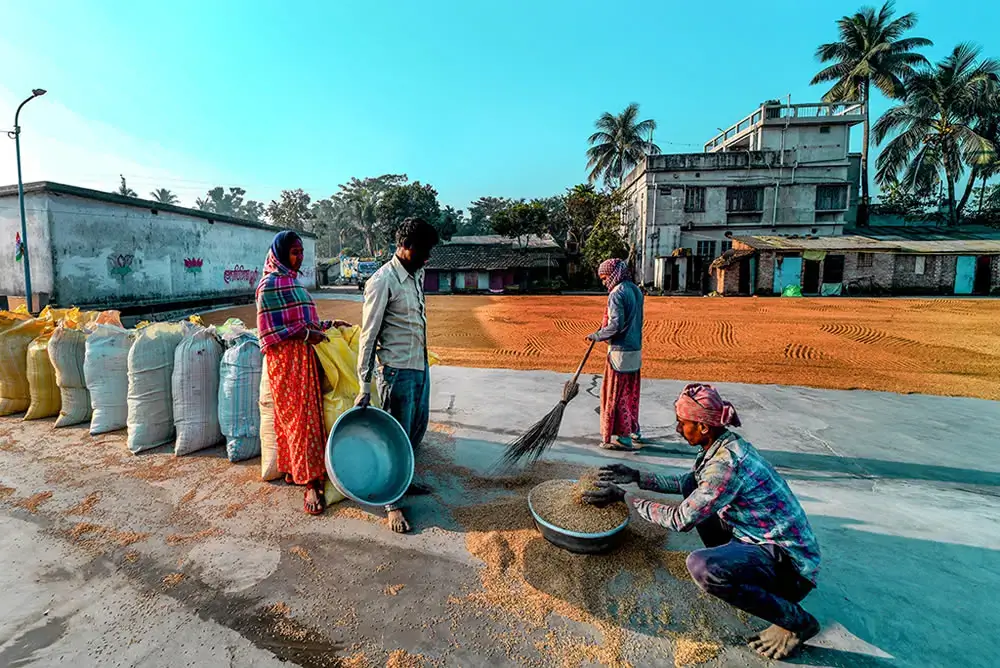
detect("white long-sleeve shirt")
[357,255,427,385]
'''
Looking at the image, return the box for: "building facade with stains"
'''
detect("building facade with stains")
[621,100,864,287]
[711,227,1000,296]
[0,182,316,311]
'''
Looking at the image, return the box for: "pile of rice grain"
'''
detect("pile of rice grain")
[531,479,628,534]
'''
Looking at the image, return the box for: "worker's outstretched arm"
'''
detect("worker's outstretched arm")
[630,455,740,532]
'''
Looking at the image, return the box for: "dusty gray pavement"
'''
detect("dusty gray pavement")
[1,366,998,667]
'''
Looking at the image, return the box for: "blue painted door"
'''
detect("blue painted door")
[955,256,976,294]
[773,257,803,294]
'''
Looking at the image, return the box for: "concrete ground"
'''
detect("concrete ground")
[1,366,998,667]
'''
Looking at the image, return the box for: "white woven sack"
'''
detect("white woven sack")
[173,328,224,456]
[85,324,133,435]
[126,322,188,453]
[49,326,91,427]
[259,358,280,481]
[219,333,262,462]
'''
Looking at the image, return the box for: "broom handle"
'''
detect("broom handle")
[570,340,597,385]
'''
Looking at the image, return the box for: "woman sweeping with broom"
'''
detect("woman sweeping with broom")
[587,258,644,451]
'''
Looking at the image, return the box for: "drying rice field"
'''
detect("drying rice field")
[206,295,1000,401]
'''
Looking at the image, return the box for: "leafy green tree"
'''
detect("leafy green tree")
[335,174,408,255]
[195,186,266,221]
[266,188,313,232]
[586,103,659,188]
[582,217,629,273]
[535,195,571,247]
[116,175,137,198]
[565,184,604,250]
[811,1,931,226]
[436,205,464,241]
[149,188,179,205]
[464,196,512,236]
[491,201,549,247]
[874,44,1000,225]
[376,182,442,243]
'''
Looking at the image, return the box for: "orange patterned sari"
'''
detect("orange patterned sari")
[266,339,326,485]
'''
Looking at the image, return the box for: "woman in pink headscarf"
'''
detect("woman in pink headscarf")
[587,258,644,450]
[583,383,822,660]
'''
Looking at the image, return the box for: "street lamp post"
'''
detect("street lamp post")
[11,88,46,313]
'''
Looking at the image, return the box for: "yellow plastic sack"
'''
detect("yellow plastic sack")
[25,332,61,420]
[0,318,53,416]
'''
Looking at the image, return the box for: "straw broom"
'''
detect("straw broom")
[501,340,596,466]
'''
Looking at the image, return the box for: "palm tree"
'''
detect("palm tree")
[149,188,179,205]
[116,175,137,198]
[811,1,932,226]
[586,103,660,189]
[874,44,1000,226]
[958,77,1000,216]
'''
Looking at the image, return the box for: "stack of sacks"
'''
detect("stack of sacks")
[48,310,122,427]
[218,324,263,463]
[24,330,60,420]
[0,314,54,416]
[85,324,134,434]
[127,322,190,453]
[172,326,224,456]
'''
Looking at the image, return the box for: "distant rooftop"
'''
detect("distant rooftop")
[0,181,315,237]
[705,101,864,153]
[735,226,1000,254]
[445,234,561,249]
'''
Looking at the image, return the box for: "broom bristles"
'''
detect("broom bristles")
[501,401,568,466]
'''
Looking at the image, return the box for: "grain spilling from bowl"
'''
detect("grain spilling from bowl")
[532,479,628,533]
[571,470,602,505]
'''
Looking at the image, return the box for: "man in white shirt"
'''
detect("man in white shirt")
[356,217,439,533]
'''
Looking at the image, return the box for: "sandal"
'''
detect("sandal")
[304,483,326,516]
[600,439,639,452]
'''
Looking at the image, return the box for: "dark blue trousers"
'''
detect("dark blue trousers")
[681,478,817,633]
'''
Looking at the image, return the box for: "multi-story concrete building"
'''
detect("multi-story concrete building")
[620,100,864,290]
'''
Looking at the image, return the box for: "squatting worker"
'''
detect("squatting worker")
[257,231,348,516]
[584,383,821,661]
[355,217,440,534]
[586,258,644,451]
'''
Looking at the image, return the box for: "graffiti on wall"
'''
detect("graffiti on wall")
[108,254,135,278]
[184,258,203,274]
[223,265,260,285]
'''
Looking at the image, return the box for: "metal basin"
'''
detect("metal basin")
[325,407,414,507]
[527,480,630,555]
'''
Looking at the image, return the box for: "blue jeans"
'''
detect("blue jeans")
[681,478,817,633]
[376,364,430,455]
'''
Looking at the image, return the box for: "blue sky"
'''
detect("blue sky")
[1,0,996,210]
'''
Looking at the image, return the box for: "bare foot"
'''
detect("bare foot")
[387,508,411,533]
[748,618,819,660]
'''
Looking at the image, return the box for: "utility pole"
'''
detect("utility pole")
[10,88,47,313]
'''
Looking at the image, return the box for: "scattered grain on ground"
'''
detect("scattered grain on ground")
[165,528,223,545]
[205,296,1000,399]
[672,635,722,667]
[385,649,429,668]
[663,551,693,581]
[384,584,405,596]
[66,491,101,516]
[162,572,186,588]
[290,545,312,562]
[16,491,53,513]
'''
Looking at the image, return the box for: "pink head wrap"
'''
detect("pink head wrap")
[598,258,630,291]
[674,383,741,428]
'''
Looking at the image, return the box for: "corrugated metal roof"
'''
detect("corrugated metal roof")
[427,243,563,271]
[735,232,1000,254]
[445,234,561,249]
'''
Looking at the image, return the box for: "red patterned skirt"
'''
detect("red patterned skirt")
[266,340,326,485]
[600,357,641,443]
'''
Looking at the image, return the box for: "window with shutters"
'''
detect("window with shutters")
[720,240,733,253]
[857,253,874,269]
[697,241,717,258]
[726,186,764,212]
[816,184,848,211]
[914,255,926,275]
[684,186,706,212]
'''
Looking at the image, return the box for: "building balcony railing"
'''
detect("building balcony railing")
[704,101,864,152]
